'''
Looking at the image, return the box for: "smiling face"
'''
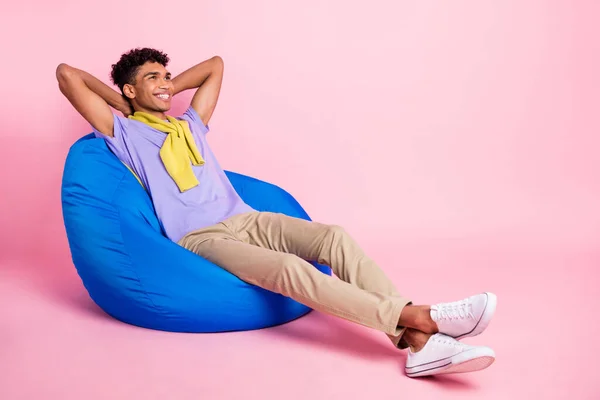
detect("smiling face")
[123,61,174,116]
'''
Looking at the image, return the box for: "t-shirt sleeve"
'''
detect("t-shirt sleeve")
[91,113,135,169]
[181,106,210,136]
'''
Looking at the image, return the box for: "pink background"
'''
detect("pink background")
[1,1,599,399]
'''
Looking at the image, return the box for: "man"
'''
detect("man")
[56,48,497,378]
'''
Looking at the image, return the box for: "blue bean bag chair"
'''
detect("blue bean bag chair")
[61,134,331,332]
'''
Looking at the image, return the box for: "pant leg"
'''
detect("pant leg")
[179,227,407,337]
[224,211,412,348]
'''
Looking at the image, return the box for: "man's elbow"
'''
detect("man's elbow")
[56,63,76,83]
[211,56,224,70]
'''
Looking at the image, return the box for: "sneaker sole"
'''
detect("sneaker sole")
[405,348,495,378]
[454,292,497,340]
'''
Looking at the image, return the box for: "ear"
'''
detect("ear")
[123,84,136,99]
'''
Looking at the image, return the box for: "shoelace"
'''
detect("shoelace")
[434,299,475,322]
[433,335,467,349]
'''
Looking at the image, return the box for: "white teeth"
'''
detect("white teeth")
[156,94,169,99]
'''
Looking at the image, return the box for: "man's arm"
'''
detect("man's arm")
[56,63,131,137]
[171,56,224,126]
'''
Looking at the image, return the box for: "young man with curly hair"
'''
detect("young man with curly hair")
[56,48,497,378]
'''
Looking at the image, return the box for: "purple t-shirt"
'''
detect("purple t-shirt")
[92,106,255,243]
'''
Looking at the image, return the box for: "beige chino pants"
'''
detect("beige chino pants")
[178,211,412,348]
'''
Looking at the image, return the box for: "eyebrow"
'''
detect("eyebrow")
[143,71,171,78]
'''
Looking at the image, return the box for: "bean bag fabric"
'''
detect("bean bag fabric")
[61,134,331,332]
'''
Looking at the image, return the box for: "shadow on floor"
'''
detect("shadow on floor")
[12,253,484,389]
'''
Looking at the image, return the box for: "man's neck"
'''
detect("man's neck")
[133,107,167,120]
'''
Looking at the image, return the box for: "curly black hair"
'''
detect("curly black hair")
[110,48,170,93]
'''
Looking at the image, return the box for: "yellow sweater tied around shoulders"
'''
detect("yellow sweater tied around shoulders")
[128,112,205,192]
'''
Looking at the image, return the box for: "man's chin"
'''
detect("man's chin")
[152,103,171,113]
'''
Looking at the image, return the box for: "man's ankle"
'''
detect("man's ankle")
[403,328,431,352]
[399,305,439,333]
[417,307,438,334]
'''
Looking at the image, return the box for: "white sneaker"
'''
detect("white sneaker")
[405,333,495,378]
[431,292,497,340]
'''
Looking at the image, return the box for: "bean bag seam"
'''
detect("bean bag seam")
[110,171,166,316]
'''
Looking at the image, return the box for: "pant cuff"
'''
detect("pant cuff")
[388,298,412,349]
